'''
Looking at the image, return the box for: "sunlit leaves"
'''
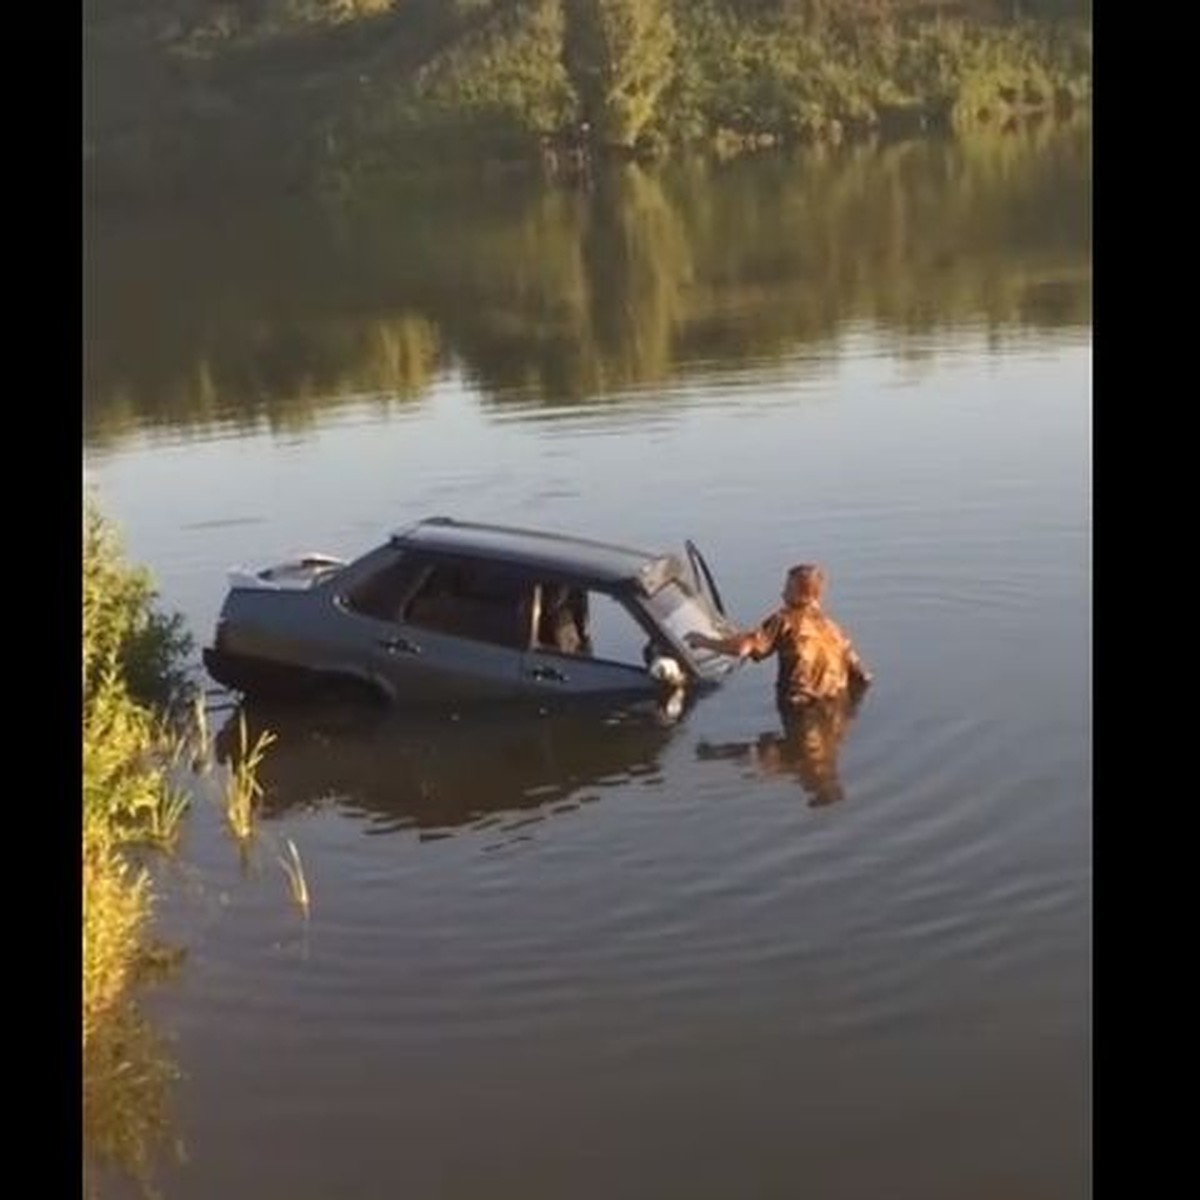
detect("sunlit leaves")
[565,0,677,147]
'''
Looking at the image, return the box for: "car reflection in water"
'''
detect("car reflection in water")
[696,692,866,808]
[213,695,689,840]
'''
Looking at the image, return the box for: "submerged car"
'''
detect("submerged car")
[203,516,740,707]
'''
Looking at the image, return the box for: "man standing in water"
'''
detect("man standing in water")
[685,563,872,707]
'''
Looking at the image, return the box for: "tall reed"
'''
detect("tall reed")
[277,837,312,919]
[223,712,277,842]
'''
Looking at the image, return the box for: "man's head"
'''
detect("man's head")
[783,563,826,608]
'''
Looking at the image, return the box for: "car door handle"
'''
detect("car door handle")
[527,665,567,683]
[378,636,421,655]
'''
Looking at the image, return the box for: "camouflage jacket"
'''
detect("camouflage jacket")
[746,603,870,705]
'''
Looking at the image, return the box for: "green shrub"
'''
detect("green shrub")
[84,501,193,714]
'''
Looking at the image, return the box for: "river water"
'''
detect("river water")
[84,123,1091,1200]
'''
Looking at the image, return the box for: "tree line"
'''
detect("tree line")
[85,1,1091,195]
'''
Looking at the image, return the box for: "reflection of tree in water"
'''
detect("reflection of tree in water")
[698,692,865,808]
[85,121,1090,441]
[85,307,440,446]
[576,165,693,394]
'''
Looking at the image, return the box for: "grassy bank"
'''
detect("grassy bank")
[667,1,1091,152]
[83,503,192,1191]
[82,502,298,1190]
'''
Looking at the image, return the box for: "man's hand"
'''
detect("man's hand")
[687,631,750,659]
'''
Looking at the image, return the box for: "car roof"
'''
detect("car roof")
[392,517,671,586]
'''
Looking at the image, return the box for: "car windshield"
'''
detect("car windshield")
[643,580,734,672]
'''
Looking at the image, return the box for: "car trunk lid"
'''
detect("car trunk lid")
[228,554,345,592]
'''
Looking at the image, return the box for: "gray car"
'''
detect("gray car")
[202,516,740,707]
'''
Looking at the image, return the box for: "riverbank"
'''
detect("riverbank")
[84,1,1090,202]
[83,504,192,1191]
[82,502,297,1192]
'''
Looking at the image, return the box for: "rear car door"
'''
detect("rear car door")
[336,553,530,703]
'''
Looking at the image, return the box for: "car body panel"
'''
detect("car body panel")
[519,647,658,698]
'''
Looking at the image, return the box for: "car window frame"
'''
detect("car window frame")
[336,546,428,623]
[526,581,677,672]
[396,552,541,652]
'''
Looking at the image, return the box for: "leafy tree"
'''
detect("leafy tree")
[564,0,676,147]
[414,0,576,136]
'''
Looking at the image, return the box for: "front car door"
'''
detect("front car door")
[685,538,727,619]
[520,584,661,700]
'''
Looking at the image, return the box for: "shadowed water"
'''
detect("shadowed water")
[83,123,1090,1200]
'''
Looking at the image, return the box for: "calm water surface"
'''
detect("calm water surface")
[84,126,1091,1200]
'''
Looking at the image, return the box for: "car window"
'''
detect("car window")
[542,590,657,668]
[533,584,591,656]
[403,560,534,649]
[342,552,423,622]
[644,580,725,642]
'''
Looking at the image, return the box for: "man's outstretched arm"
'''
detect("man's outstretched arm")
[686,630,754,658]
[686,615,778,661]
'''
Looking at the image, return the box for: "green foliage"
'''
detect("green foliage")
[81,502,281,1192]
[83,503,193,1035]
[83,501,193,866]
[224,712,278,842]
[413,0,577,136]
[82,503,202,1192]
[83,806,153,1043]
[84,501,193,714]
[167,0,393,52]
[288,0,394,21]
[83,674,190,851]
[86,0,1091,192]
[565,0,677,147]
[661,1,1090,147]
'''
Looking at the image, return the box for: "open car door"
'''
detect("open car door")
[685,539,727,619]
